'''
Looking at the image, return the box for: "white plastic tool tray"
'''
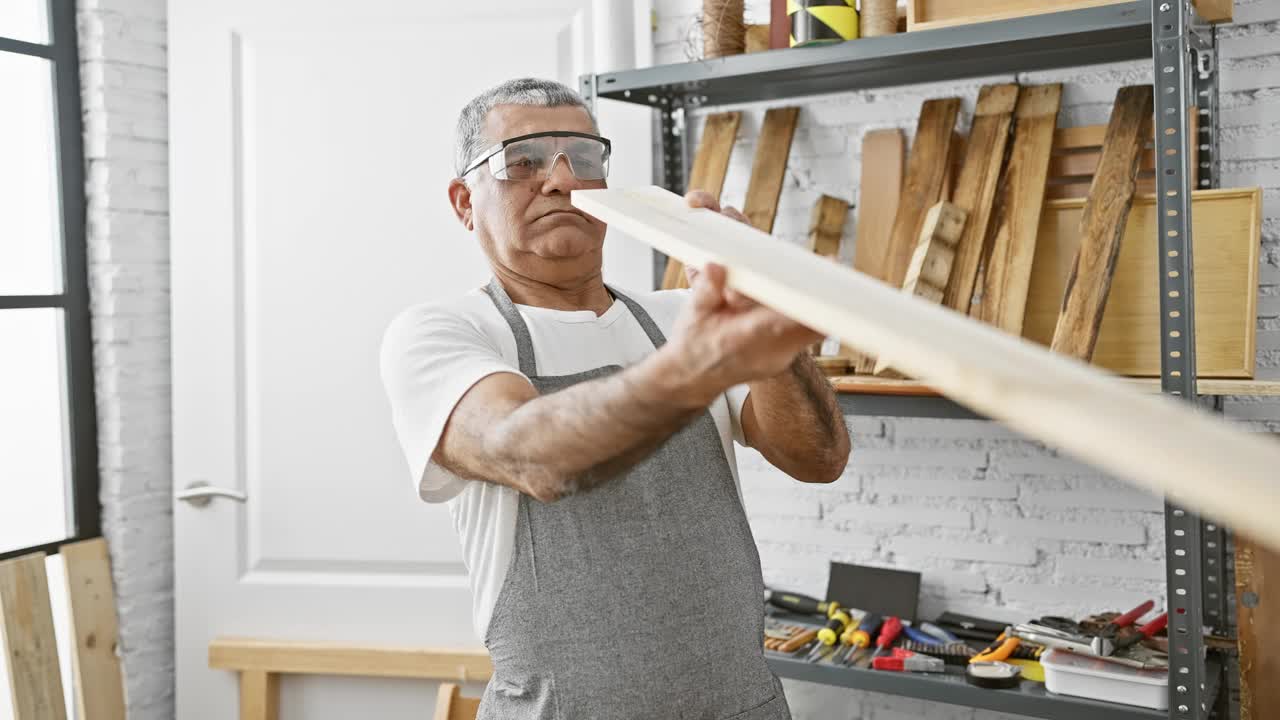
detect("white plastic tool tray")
[1041,648,1169,710]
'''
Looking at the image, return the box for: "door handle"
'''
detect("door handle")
[176,481,247,508]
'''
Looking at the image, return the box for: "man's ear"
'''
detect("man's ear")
[448,177,475,231]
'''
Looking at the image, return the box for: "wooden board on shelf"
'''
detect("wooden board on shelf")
[906,0,1231,31]
[572,184,1280,552]
[1024,188,1260,378]
[809,194,850,354]
[61,538,126,720]
[743,107,801,233]
[846,129,905,368]
[830,375,1280,397]
[1047,111,1199,200]
[662,112,742,289]
[944,83,1018,314]
[976,84,1061,334]
[0,552,68,720]
[1237,528,1280,720]
[1051,85,1153,361]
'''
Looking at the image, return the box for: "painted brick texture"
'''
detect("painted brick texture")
[77,0,174,717]
[653,2,1280,718]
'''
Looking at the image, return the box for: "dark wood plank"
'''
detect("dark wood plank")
[884,98,961,290]
[662,112,742,289]
[1237,522,1280,720]
[1050,85,1153,360]
[808,194,850,354]
[976,83,1062,334]
[943,83,1018,314]
[743,107,801,233]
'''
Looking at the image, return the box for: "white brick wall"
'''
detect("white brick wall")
[655,2,1280,718]
[78,0,173,717]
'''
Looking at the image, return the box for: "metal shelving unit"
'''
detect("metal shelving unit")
[580,1,1230,718]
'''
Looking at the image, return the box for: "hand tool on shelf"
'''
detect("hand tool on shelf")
[966,661,1022,689]
[834,613,882,665]
[1090,599,1155,655]
[872,648,946,673]
[1111,612,1168,654]
[870,616,903,659]
[1011,623,1102,657]
[919,621,960,644]
[971,632,1021,664]
[901,625,942,646]
[765,589,841,618]
[805,608,853,662]
[900,640,975,664]
[777,628,818,655]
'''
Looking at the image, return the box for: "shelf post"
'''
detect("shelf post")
[653,99,687,288]
[1153,1,1221,718]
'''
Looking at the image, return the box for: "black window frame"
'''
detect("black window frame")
[0,0,100,562]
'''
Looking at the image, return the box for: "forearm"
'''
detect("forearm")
[475,349,710,501]
[746,354,850,483]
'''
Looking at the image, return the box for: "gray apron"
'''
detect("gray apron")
[478,279,791,720]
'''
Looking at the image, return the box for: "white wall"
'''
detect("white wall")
[80,0,1280,717]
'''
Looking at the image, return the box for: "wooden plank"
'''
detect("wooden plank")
[809,195,849,354]
[662,112,742,289]
[209,637,493,681]
[0,552,67,720]
[907,0,1229,29]
[1196,0,1232,23]
[875,201,967,375]
[1025,189,1260,378]
[939,131,966,202]
[846,129,905,369]
[830,376,1280,397]
[1051,85,1154,360]
[745,24,771,53]
[1046,110,1198,201]
[943,83,1018,314]
[742,107,801,233]
[976,83,1061,334]
[571,185,1280,552]
[60,539,125,720]
[239,671,279,720]
[1237,529,1280,720]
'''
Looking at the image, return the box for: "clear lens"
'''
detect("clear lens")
[490,135,609,181]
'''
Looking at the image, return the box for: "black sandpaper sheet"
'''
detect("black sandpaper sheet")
[825,561,921,623]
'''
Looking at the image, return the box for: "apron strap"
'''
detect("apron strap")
[483,278,538,377]
[481,279,671,377]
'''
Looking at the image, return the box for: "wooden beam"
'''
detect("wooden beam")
[0,552,67,720]
[209,637,493,681]
[662,112,742,289]
[1051,85,1154,361]
[976,83,1062,334]
[60,539,125,720]
[239,670,279,720]
[831,375,1280,397]
[1237,527,1280,720]
[885,98,961,290]
[742,107,801,233]
[572,185,1280,552]
[846,129,904,369]
[808,195,848,258]
[944,83,1018,314]
[874,201,966,375]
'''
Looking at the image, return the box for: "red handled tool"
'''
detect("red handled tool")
[1111,612,1169,653]
[871,616,903,659]
[1091,599,1155,655]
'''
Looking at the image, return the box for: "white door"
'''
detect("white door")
[169,1,652,717]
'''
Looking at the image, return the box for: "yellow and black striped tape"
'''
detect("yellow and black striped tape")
[788,0,858,47]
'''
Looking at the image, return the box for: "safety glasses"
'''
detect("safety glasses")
[461,131,611,182]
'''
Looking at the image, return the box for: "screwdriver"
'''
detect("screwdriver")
[805,608,853,662]
[871,616,903,659]
[765,590,840,618]
[836,613,882,665]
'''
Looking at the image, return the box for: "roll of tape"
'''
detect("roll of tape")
[788,0,858,47]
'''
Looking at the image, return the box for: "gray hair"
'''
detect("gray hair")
[454,77,597,177]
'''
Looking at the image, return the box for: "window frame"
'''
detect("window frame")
[0,0,101,562]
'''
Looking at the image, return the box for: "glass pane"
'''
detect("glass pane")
[0,51,62,294]
[0,0,48,44]
[0,308,71,554]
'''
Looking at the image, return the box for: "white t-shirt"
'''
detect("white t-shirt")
[379,286,750,640]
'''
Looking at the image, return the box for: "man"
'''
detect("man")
[380,78,850,719]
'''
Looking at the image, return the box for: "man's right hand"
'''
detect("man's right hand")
[657,263,824,409]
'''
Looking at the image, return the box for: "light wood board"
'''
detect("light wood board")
[846,129,904,366]
[435,683,482,720]
[1236,528,1280,720]
[886,98,961,290]
[1051,85,1153,361]
[1046,111,1199,200]
[809,195,850,354]
[662,112,742,289]
[906,0,1231,30]
[743,107,801,233]
[209,637,493,680]
[572,185,1280,552]
[976,84,1061,334]
[944,84,1018,314]
[61,539,126,720]
[830,375,1280,397]
[0,552,67,720]
[1023,189,1260,378]
[240,670,279,720]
